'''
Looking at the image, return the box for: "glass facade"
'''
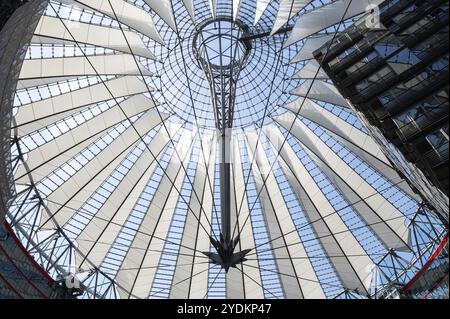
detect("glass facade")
[0,0,447,300]
[314,0,449,220]
[0,222,75,299]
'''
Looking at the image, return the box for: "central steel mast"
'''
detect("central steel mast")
[193,17,252,271]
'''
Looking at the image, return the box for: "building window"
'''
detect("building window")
[329,46,358,68]
[346,51,378,75]
[394,92,448,138]
[388,48,420,68]
[426,126,449,161]
[355,65,393,93]
[374,36,403,58]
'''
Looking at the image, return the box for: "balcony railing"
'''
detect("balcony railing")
[423,144,449,168]
[396,109,448,141]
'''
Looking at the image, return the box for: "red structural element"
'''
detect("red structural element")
[2,221,54,285]
[1,220,57,298]
[401,234,449,294]
[0,241,49,298]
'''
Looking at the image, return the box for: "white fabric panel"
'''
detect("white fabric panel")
[21,94,156,141]
[33,15,156,59]
[15,94,157,183]
[30,36,83,48]
[186,155,216,300]
[230,137,264,299]
[278,156,371,294]
[290,34,334,63]
[328,132,420,200]
[226,136,250,299]
[245,131,325,299]
[227,267,246,299]
[285,0,384,47]
[169,135,216,299]
[271,0,310,34]
[273,118,410,250]
[116,134,193,299]
[40,110,169,229]
[60,0,165,44]
[227,140,245,299]
[208,0,217,18]
[75,128,175,268]
[181,0,195,21]
[14,76,149,135]
[144,0,177,31]
[245,136,300,299]
[20,54,152,80]
[94,162,156,265]
[233,0,243,20]
[292,59,329,79]
[292,79,351,108]
[232,139,264,299]
[187,139,217,299]
[254,0,271,25]
[307,149,411,251]
[276,107,419,199]
[262,124,373,294]
[282,98,387,162]
[17,76,79,89]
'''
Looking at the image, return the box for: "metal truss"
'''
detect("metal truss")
[193,17,253,268]
[352,205,447,299]
[6,135,448,299]
[2,0,448,300]
[193,17,252,132]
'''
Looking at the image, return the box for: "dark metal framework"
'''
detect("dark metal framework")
[6,164,448,299]
[193,17,252,132]
[371,205,448,299]
[314,0,450,220]
[1,0,448,299]
[193,17,253,270]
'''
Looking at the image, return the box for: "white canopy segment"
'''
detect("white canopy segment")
[292,79,351,108]
[232,0,243,20]
[208,0,218,18]
[284,0,385,47]
[19,54,153,79]
[5,0,433,300]
[271,0,309,34]
[32,15,157,60]
[290,34,335,63]
[292,60,329,79]
[182,0,196,21]
[58,0,165,44]
[254,0,272,25]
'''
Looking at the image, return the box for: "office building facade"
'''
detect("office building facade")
[314,0,449,220]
